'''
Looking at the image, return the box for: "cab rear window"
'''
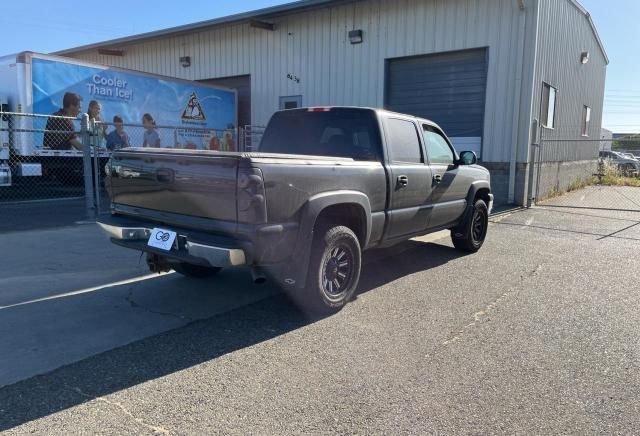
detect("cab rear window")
[259,109,382,161]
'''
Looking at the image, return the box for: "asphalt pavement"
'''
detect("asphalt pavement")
[1,186,639,434]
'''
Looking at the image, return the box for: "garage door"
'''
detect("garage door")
[200,75,251,128]
[385,49,487,157]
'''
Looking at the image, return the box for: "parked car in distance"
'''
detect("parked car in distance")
[98,107,493,313]
[599,150,640,177]
[620,152,640,162]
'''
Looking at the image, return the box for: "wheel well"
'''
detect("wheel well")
[474,188,491,205]
[314,204,367,246]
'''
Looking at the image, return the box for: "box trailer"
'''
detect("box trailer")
[0,51,237,188]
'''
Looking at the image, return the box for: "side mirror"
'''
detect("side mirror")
[459,151,478,166]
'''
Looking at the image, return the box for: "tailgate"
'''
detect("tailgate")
[107,148,240,222]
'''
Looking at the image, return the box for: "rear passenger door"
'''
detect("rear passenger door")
[423,125,468,229]
[383,117,434,240]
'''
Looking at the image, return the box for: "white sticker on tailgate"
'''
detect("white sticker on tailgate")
[148,228,177,251]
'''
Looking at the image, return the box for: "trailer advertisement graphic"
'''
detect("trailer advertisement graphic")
[31,58,237,149]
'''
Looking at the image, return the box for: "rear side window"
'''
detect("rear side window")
[386,118,423,164]
[259,109,382,161]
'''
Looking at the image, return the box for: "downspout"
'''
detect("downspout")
[508,0,527,204]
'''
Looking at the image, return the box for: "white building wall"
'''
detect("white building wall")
[69,0,530,164]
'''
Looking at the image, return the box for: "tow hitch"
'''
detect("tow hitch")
[146,253,172,273]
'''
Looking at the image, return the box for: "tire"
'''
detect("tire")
[172,262,222,278]
[451,199,489,253]
[299,225,362,314]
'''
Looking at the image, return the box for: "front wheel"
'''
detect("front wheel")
[451,199,489,253]
[172,262,222,278]
[298,225,362,314]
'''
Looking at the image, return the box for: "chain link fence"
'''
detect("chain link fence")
[239,125,266,152]
[533,129,640,212]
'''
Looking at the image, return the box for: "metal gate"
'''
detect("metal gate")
[532,129,640,211]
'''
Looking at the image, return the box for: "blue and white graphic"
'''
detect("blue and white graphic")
[31,58,237,149]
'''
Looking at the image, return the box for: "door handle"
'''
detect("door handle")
[433,174,442,184]
[397,175,409,188]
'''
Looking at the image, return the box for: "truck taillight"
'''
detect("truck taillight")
[237,167,267,224]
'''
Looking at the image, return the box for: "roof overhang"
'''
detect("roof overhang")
[55,0,609,67]
[54,0,344,56]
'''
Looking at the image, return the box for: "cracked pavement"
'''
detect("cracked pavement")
[1,186,640,434]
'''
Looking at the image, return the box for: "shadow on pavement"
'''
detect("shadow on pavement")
[0,199,90,233]
[0,240,462,431]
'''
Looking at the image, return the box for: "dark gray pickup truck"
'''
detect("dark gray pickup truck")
[99,107,492,312]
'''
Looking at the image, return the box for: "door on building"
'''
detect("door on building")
[279,95,303,110]
[385,48,488,159]
[200,75,251,128]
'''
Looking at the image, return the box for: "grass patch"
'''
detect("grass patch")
[593,161,640,187]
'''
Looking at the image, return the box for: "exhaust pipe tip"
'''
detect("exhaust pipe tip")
[251,267,267,284]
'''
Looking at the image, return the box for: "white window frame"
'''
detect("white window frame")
[582,105,591,137]
[279,95,303,110]
[541,82,557,129]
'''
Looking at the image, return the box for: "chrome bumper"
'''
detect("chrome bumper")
[97,222,247,267]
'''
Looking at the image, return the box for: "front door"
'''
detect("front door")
[423,125,468,229]
[384,117,434,240]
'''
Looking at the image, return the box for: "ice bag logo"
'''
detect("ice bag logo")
[181,92,206,121]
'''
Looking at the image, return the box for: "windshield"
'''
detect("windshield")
[259,109,383,161]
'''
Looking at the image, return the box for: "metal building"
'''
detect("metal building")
[57,0,608,206]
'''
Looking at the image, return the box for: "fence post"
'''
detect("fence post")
[92,121,101,217]
[534,129,545,205]
[81,114,96,219]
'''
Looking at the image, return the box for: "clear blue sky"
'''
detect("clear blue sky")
[0,0,637,132]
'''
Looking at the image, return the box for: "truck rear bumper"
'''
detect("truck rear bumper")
[97,218,247,268]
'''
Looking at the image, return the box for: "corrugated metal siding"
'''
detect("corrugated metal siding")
[533,0,607,162]
[69,0,527,163]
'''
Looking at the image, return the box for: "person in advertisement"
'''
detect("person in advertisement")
[105,115,130,151]
[88,100,108,148]
[43,92,84,151]
[142,113,161,148]
[222,131,236,152]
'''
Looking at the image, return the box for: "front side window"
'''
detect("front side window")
[541,83,557,129]
[386,118,423,164]
[423,126,455,165]
[582,106,591,136]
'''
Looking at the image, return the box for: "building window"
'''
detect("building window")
[582,106,591,136]
[541,83,557,129]
[279,95,302,110]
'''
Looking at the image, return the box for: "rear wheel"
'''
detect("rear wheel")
[297,225,362,314]
[172,262,222,278]
[451,199,489,253]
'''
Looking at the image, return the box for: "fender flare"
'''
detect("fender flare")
[465,180,492,206]
[287,191,372,289]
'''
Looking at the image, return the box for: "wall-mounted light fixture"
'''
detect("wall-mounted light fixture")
[180,56,191,68]
[250,19,275,31]
[348,29,364,45]
[98,48,124,57]
[580,51,590,65]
